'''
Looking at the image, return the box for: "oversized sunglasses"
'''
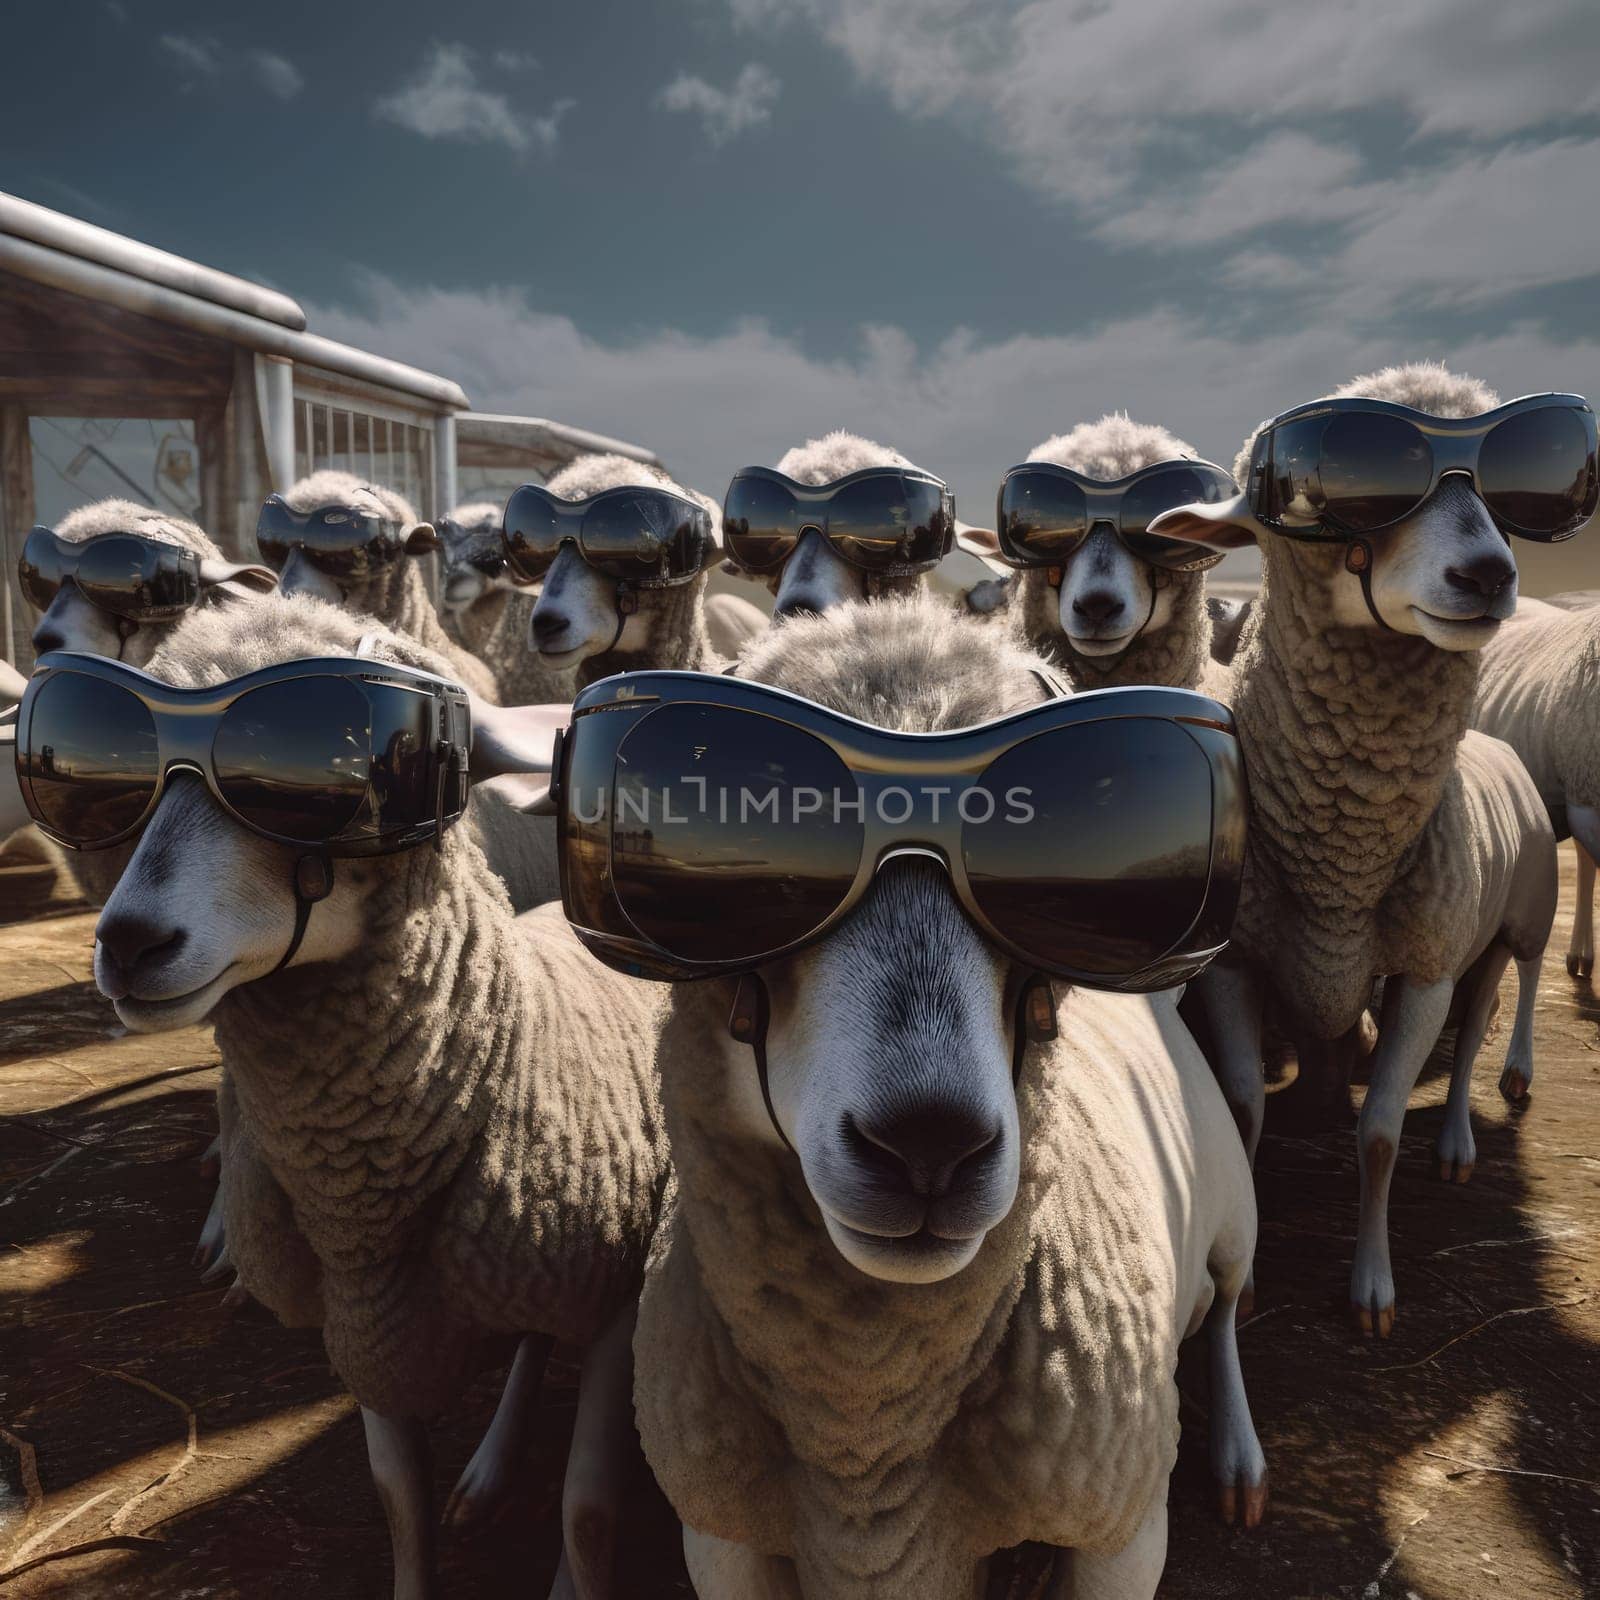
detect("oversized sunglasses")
[995,460,1237,574]
[1245,392,1599,542]
[438,517,508,581]
[722,466,955,576]
[552,671,1246,990]
[14,651,470,856]
[20,528,274,621]
[255,494,440,581]
[502,483,715,587]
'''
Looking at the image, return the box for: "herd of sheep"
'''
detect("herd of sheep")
[3,358,1597,1598]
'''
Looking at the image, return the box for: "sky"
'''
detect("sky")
[6,0,1600,530]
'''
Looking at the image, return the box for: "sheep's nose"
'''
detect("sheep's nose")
[31,623,65,653]
[847,1106,1001,1198]
[532,610,569,645]
[1071,590,1126,626]
[774,598,819,620]
[1443,551,1516,599]
[97,914,184,982]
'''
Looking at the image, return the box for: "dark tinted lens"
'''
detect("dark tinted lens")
[17,528,65,610]
[1478,406,1596,536]
[724,476,801,572]
[1119,470,1229,570]
[76,536,196,619]
[583,493,707,581]
[24,671,159,844]
[829,475,950,571]
[503,488,564,580]
[213,677,371,842]
[962,719,1214,975]
[256,501,397,579]
[1317,412,1433,532]
[999,472,1089,562]
[608,703,862,962]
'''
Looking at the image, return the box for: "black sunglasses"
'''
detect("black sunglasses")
[502,483,715,587]
[996,460,1237,573]
[255,494,439,581]
[15,651,471,855]
[1246,392,1599,542]
[722,466,955,576]
[21,527,206,621]
[552,670,1246,990]
[438,517,508,581]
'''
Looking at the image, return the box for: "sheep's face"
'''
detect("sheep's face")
[1300,476,1518,648]
[92,774,370,1033]
[750,860,1022,1285]
[275,487,402,607]
[529,545,652,664]
[1048,524,1176,657]
[770,530,871,618]
[443,559,517,616]
[31,585,142,663]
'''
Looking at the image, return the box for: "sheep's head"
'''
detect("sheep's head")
[28,499,241,669]
[750,431,925,619]
[269,471,436,622]
[1159,363,1519,651]
[529,454,713,669]
[692,597,1058,1284]
[91,595,452,1033]
[438,501,517,616]
[1013,416,1207,662]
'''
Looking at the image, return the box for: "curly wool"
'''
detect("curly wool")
[1475,598,1600,835]
[146,597,670,1415]
[1227,364,1522,1037]
[55,497,225,561]
[282,471,498,700]
[1012,416,1216,691]
[544,455,723,689]
[638,596,1252,1594]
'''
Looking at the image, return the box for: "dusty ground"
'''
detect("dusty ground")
[1,843,1597,1599]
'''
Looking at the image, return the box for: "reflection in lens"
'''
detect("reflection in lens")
[25,672,160,844]
[830,475,949,571]
[1000,472,1089,560]
[214,677,371,841]
[77,535,195,618]
[1120,469,1228,569]
[724,476,800,572]
[609,704,862,962]
[1479,407,1594,535]
[503,487,565,581]
[962,719,1213,975]
[1318,412,1432,532]
[584,493,708,580]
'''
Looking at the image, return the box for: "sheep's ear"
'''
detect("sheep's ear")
[0,659,27,707]
[405,522,442,555]
[1146,493,1262,548]
[955,524,1008,575]
[469,695,569,778]
[197,559,279,596]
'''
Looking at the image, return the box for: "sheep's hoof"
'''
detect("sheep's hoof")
[443,1454,515,1533]
[1498,1065,1531,1106]
[1566,953,1593,979]
[1434,1149,1474,1185]
[1352,1298,1394,1340]
[1216,1471,1269,1530]
[198,1134,222,1183]
[220,1276,252,1312]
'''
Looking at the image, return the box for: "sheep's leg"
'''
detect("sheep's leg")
[198,1132,222,1182]
[1437,943,1510,1183]
[445,1332,552,1530]
[1068,1495,1167,1599]
[1499,951,1543,1105]
[361,1408,437,1600]
[194,1184,228,1278]
[681,1528,801,1599]
[1206,1264,1267,1528]
[558,1302,639,1599]
[1351,975,1454,1338]
[1567,841,1596,980]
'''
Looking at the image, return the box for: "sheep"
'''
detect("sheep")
[272,470,500,701]
[1474,596,1600,1047]
[90,591,671,1598]
[1152,362,1559,1337]
[997,415,1230,693]
[629,595,1266,1599]
[727,430,936,618]
[529,454,727,686]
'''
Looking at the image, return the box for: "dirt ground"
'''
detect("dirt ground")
[1,843,1597,1599]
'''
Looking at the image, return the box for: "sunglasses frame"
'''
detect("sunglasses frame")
[994,459,1238,574]
[19,527,205,621]
[16,650,471,857]
[255,494,424,580]
[501,483,716,588]
[722,465,956,575]
[554,669,1246,990]
[1247,392,1600,543]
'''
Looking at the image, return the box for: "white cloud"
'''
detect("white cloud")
[252,51,304,100]
[657,63,781,146]
[374,43,569,153]
[159,33,222,80]
[304,273,1600,532]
